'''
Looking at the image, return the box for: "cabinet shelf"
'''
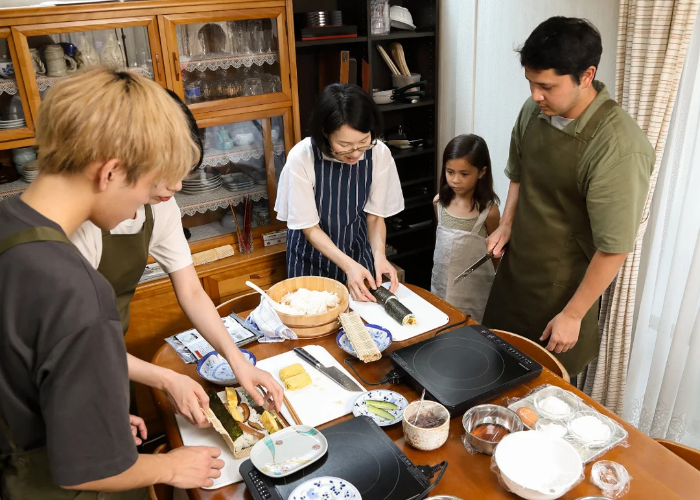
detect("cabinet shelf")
[391,146,436,160]
[0,79,19,96]
[296,37,368,48]
[175,186,268,217]
[388,245,434,261]
[180,52,279,73]
[377,99,435,112]
[371,31,436,42]
[201,140,285,168]
[401,175,434,188]
[387,222,434,238]
[34,65,153,92]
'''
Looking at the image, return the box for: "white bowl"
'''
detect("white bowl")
[196,349,256,385]
[494,431,583,500]
[373,89,393,105]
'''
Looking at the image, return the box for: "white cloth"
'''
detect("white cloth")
[247,298,297,343]
[622,20,700,450]
[550,115,575,130]
[70,197,192,274]
[274,137,405,230]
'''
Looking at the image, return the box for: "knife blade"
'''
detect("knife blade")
[293,348,363,392]
[453,253,492,285]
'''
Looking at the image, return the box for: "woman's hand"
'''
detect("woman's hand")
[344,260,377,302]
[374,254,398,293]
[233,363,285,412]
[485,222,511,258]
[129,415,147,446]
[162,371,211,428]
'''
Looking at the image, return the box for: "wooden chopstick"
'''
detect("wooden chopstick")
[377,45,400,75]
[229,201,243,243]
[256,384,288,428]
[283,395,303,426]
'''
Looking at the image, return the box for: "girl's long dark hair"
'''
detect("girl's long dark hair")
[438,134,499,212]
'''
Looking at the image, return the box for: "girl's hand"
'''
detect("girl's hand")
[374,254,399,293]
[344,260,377,302]
[162,371,211,428]
[233,363,284,412]
[129,414,147,446]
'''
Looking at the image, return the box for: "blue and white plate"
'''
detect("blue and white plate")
[352,390,408,427]
[288,476,361,500]
[336,324,392,358]
[250,425,328,478]
[196,349,256,386]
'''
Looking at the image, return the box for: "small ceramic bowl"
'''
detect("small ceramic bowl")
[336,323,392,357]
[373,89,393,105]
[402,400,450,451]
[196,349,256,385]
[461,404,523,455]
[566,410,615,447]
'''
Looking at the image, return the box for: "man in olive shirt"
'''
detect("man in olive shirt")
[0,68,223,499]
[483,17,654,377]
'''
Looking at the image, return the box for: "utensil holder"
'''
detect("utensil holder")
[238,231,254,254]
[392,73,421,90]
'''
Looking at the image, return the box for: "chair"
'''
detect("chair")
[656,439,700,471]
[216,291,261,317]
[148,443,174,500]
[491,329,570,383]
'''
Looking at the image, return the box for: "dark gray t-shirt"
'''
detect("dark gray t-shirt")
[0,196,137,486]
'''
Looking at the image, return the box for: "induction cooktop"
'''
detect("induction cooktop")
[390,325,542,416]
[240,416,433,500]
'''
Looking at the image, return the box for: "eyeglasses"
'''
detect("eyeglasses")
[331,138,378,156]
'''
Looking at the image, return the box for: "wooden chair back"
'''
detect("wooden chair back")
[491,329,570,383]
[216,292,261,317]
[656,439,700,472]
[148,443,173,500]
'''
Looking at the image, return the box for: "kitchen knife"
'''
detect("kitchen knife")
[293,348,363,392]
[453,252,492,285]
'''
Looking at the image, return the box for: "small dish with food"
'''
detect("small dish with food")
[403,400,450,450]
[353,389,408,427]
[566,410,615,447]
[533,386,581,421]
[462,404,523,455]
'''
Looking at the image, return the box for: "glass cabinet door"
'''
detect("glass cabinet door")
[0,29,34,143]
[12,18,165,121]
[162,8,292,113]
[177,108,293,244]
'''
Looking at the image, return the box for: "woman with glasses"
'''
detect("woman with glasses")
[275,84,404,301]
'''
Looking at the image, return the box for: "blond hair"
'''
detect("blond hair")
[36,67,199,185]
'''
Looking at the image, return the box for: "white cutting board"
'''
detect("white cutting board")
[176,412,245,489]
[349,283,450,341]
[256,345,365,428]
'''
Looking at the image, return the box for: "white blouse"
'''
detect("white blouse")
[274,137,405,230]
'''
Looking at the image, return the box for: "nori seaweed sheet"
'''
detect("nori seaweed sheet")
[207,389,243,440]
[370,287,414,325]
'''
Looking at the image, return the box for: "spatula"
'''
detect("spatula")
[245,281,296,315]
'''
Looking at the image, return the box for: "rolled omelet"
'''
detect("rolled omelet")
[279,363,305,381]
[284,371,312,391]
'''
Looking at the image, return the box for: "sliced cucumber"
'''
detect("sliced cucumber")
[366,404,395,420]
[366,400,399,411]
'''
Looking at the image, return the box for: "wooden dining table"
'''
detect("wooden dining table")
[150,285,700,499]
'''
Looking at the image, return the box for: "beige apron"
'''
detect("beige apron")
[483,100,618,376]
[431,203,495,321]
[0,227,147,500]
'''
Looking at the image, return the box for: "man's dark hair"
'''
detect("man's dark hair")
[165,88,203,171]
[309,83,383,157]
[517,16,602,85]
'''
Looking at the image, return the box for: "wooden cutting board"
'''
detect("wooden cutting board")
[256,345,365,428]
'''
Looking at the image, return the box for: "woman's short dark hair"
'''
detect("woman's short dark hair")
[166,88,203,170]
[309,83,383,157]
[517,16,602,85]
[439,134,499,212]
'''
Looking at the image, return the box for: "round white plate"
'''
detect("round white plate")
[250,425,328,478]
[352,390,408,427]
[288,476,361,500]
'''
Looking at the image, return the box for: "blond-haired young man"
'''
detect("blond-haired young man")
[0,68,223,499]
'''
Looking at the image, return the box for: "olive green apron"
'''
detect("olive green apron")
[0,227,147,500]
[97,205,154,335]
[483,100,618,376]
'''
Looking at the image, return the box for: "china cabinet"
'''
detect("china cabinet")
[0,0,302,431]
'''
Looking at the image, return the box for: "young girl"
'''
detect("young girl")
[431,134,500,321]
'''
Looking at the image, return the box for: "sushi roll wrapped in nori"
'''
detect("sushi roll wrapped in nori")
[369,285,417,326]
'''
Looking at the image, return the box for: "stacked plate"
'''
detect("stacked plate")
[330,11,343,25]
[0,118,26,130]
[181,168,222,195]
[306,11,331,27]
[252,204,270,225]
[222,171,255,192]
[22,160,39,183]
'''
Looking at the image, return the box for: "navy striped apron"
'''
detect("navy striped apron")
[286,144,375,283]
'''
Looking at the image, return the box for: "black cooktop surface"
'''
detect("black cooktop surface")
[240,416,430,500]
[390,325,542,415]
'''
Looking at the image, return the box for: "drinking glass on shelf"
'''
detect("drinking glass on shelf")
[201,79,215,101]
[262,29,274,52]
[243,77,263,96]
[260,73,281,94]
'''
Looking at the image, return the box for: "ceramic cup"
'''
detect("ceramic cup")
[45,45,77,77]
[402,400,450,451]
[0,59,14,79]
[29,48,45,76]
[60,42,78,58]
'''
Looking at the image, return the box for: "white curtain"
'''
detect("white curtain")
[621,16,700,449]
